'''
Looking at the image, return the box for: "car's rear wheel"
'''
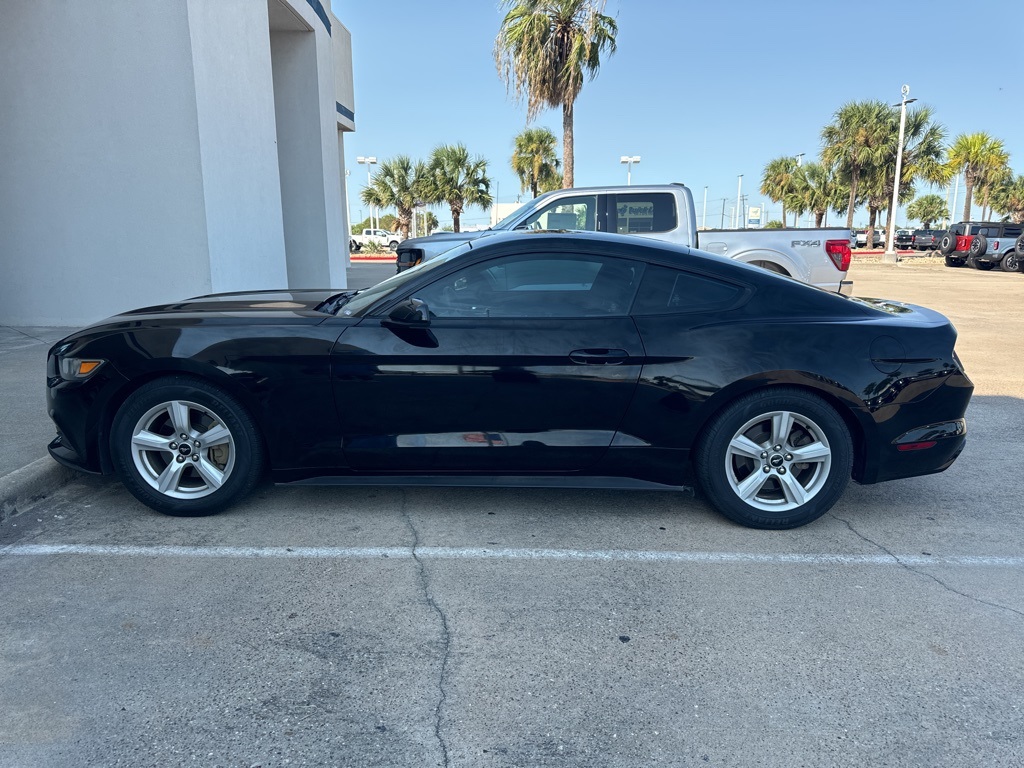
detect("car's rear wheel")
[944,254,964,267]
[1000,252,1020,272]
[695,388,852,529]
[967,255,994,271]
[110,377,264,516]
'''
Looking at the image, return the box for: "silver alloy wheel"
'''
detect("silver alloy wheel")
[724,410,832,512]
[130,399,236,499]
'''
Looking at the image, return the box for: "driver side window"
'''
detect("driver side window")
[414,253,644,318]
[519,195,598,232]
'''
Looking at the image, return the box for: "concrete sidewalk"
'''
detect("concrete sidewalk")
[0,326,76,519]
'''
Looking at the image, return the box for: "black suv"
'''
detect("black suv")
[911,229,945,251]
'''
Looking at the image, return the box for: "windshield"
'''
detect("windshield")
[340,242,475,316]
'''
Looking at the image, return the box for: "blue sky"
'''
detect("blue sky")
[332,0,1023,229]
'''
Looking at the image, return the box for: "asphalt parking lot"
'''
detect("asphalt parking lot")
[2,259,1023,767]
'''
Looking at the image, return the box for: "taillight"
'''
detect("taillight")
[825,239,851,272]
[993,240,999,249]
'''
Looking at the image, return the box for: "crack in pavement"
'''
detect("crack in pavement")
[399,490,452,768]
[829,512,1024,620]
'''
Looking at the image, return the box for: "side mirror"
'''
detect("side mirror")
[387,297,430,327]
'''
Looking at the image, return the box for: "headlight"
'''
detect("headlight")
[59,358,106,380]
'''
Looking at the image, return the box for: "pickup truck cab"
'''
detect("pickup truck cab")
[396,184,853,293]
[941,221,1022,271]
[350,229,404,252]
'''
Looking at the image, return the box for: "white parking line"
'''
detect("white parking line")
[3,543,1024,567]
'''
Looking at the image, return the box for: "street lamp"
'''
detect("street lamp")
[884,86,917,262]
[620,155,641,186]
[356,156,377,230]
[735,175,743,228]
[702,186,708,230]
[795,153,805,167]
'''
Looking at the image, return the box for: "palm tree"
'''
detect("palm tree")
[798,162,847,228]
[760,156,800,227]
[906,194,949,229]
[864,105,946,233]
[821,101,891,229]
[360,156,428,240]
[991,175,1024,224]
[495,0,617,188]
[511,127,562,198]
[424,144,493,233]
[946,132,1009,221]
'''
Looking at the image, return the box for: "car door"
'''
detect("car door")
[331,251,646,472]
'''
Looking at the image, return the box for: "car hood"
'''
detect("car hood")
[400,229,495,249]
[116,289,339,316]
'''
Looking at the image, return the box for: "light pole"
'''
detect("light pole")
[884,86,917,262]
[795,153,805,167]
[356,155,377,231]
[735,175,743,228]
[702,186,708,230]
[620,155,641,186]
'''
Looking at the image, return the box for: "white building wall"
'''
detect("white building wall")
[0,1,212,325]
[0,0,354,326]
[186,0,289,292]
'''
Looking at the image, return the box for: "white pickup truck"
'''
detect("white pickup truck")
[349,228,404,252]
[395,183,853,292]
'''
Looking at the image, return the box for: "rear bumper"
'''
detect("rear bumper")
[857,369,973,484]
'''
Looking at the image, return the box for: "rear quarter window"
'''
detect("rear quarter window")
[631,264,743,315]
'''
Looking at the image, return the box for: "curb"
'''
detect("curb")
[0,456,78,524]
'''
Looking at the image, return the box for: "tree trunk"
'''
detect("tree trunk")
[531,179,538,198]
[846,165,859,229]
[452,203,462,233]
[815,211,825,228]
[781,203,787,229]
[963,172,974,222]
[562,101,574,188]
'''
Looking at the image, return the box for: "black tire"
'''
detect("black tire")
[695,388,852,530]
[110,376,265,516]
[1015,233,1024,257]
[1000,252,1020,272]
[939,233,957,255]
[967,255,994,271]
[349,240,361,252]
[944,254,965,267]
[388,240,400,252]
[969,234,987,257]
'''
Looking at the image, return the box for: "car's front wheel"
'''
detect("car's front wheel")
[695,388,852,529]
[110,377,265,516]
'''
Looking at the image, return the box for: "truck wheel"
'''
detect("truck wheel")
[1000,253,1020,272]
[944,254,964,267]
[939,234,957,255]
[695,388,852,529]
[389,240,400,251]
[969,235,987,257]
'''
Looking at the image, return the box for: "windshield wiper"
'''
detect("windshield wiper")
[316,290,361,315]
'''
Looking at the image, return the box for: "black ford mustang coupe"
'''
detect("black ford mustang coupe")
[47,232,971,529]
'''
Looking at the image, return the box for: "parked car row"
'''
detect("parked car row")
[940,221,1024,272]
